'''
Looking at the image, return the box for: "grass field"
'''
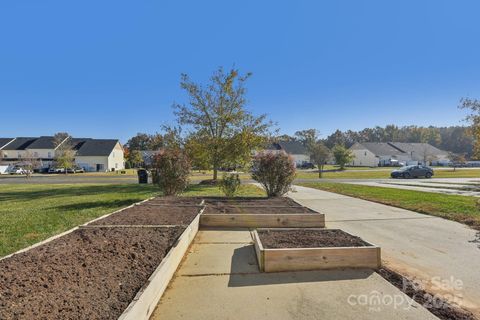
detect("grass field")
[0,183,265,257]
[298,182,480,229]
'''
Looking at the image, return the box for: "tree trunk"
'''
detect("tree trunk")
[213,168,218,180]
[318,166,322,178]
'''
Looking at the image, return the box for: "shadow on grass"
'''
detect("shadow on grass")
[0,184,158,202]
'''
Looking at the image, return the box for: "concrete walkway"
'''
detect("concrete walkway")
[289,185,480,317]
[151,229,437,319]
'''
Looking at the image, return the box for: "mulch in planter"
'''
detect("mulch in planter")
[146,196,204,206]
[204,197,303,207]
[204,205,318,215]
[258,229,372,249]
[90,205,200,226]
[0,227,184,320]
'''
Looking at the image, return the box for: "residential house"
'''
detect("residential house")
[349,142,449,167]
[262,141,310,167]
[0,136,125,172]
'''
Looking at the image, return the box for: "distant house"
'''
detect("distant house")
[262,141,310,167]
[0,136,125,172]
[349,142,449,167]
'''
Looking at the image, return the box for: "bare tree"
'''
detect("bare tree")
[420,145,437,165]
[21,151,40,179]
[448,152,466,171]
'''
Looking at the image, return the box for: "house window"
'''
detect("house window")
[115,163,118,169]
[18,153,21,158]
[48,152,52,158]
[34,152,38,157]
[364,151,367,156]
[3,153,7,158]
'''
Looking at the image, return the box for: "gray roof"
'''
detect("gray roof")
[0,138,14,149]
[26,136,57,149]
[389,142,448,156]
[2,137,37,150]
[354,142,405,156]
[76,139,119,156]
[355,142,448,157]
[266,141,308,155]
[68,138,91,151]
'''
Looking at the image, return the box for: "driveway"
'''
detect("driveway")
[289,185,480,317]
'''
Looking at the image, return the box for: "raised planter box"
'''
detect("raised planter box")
[119,213,200,320]
[253,229,381,272]
[200,213,325,228]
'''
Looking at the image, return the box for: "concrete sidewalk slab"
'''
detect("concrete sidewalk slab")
[151,230,440,320]
[194,229,253,243]
[178,243,259,275]
[289,185,480,316]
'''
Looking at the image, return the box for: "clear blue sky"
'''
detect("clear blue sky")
[1,0,479,142]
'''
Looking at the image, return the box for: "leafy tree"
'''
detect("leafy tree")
[310,142,330,178]
[294,129,319,152]
[448,152,466,171]
[174,67,273,180]
[126,149,143,168]
[332,144,353,170]
[53,132,75,173]
[126,133,164,151]
[459,98,480,159]
[251,151,295,197]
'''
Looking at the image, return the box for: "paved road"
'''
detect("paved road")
[152,229,436,320]
[289,185,480,317]
[345,178,480,197]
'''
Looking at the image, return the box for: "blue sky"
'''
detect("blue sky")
[1,0,479,142]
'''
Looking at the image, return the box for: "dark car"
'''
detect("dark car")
[391,165,434,179]
[298,162,315,169]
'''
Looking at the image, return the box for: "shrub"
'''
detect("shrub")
[152,149,191,196]
[220,173,241,197]
[251,151,296,197]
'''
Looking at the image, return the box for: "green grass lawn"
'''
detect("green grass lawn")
[0,183,265,257]
[298,182,480,229]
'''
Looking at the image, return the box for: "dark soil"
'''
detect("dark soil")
[90,205,201,226]
[146,196,203,205]
[258,229,372,248]
[204,205,317,214]
[204,197,302,207]
[378,267,477,320]
[0,227,184,320]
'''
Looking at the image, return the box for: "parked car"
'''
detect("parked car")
[298,162,315,169]
[48,167,65,174]
[391,165,434,179]
[9,167,32,175]
[66,167,85,173]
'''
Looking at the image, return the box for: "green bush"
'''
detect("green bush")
[220,173,241,197]
[152,149,191,196]
[251,151,296,197]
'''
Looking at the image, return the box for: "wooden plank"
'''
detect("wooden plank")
[252,230,264,271]
[200,213,325,228]
[118,213,200,320]
[263,246,381,272]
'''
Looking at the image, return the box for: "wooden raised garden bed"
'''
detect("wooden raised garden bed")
[200,198,325,228]
[0,197,203,320]
[253,229,381,272]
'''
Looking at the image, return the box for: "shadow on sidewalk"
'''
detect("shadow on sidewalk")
[227,245,374,287]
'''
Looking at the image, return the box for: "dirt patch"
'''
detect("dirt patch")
[378,267,476,320]
[258,229,371,249]
[90,205,201,226]
[204,205,317,214]
[204,197,302,207]
[0,227,184,320]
